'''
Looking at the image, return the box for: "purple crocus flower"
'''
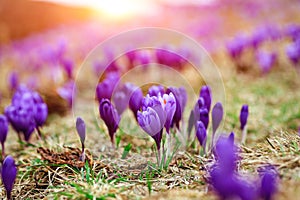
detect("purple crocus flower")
[0,115,8,158]
[61,58,74,79]
[286,42,300,65]
[129,86,143,121]
[200,85,212,112]
[258,165,278,200]
[210,136,257,200]
[166,87,187,130]
[226,35,248,59]
[112,83,133,115]
[256,51,277,74]
[57,81,76,108]
[137,107,163,159]
[7,71,19,92]
[240,105,249,130]
[196,121,207,148]
[5,104,36,142]
[96,72,120,102]
[76,117,86,162]
[99,99,120,146]
[250,27,268,49]
[212,102,223,136]
[240,104,249,144]
[159,92,176,134]
[1,155,17,200]
[148,85,165,97]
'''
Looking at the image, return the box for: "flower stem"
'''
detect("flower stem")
[166,133,171,159]
[1,143,5,161]
[241,126,248,144]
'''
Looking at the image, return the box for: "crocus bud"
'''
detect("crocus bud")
[0,115,8,158]
[200,85,212,112]
[112,83,134,115]
[129,87,143,120]
[240,104,249,130]
[99,99,120,146]
[228,132,235,145]
[76,117,86,145]
[148,85,164,97]
[96,72,120,102]
[76,117,86,162]
[57,81,75,108]
[8,71,19,92]
[1,155,17,200]
[256,51,277,74]
[259,166,278,200]
[212,102,223,135]
[166,87,187,130]
[34,103,48,127]
[196,121,207,147]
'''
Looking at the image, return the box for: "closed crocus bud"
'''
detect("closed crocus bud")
[99,99,120,146]
[76,117,86,146]
[256,51,277,74]
[166,87,187,129]
[7,71,19,92]
[226,35,248,59]
[96,72,120,102]
[76,117,86,162]
[228,132,235,145]
[196,121,207,147]
[112,83,133,115]
[0,115,8,158]
[286,42,300,65]
[159,92,176,134]
[212,102,223,137]
[148,85,165,97]
[259,166,278,200]
[57,81,76,108]
[200,85,212,112]
[1,155,17,200]
[129,86,143,120]
[240,104,249,130]
[34,103,48,127]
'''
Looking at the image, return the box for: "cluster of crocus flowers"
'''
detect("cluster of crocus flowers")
[4,86,48,142]
[209,135,278,200]
[225,24,286,74]
[1,155,18,200]
[137,85,187,165]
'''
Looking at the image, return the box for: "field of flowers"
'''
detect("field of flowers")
[0,0,299,199]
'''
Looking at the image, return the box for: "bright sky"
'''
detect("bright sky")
[34,0,217,20]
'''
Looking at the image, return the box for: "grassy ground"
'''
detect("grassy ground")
[1,52,300,199]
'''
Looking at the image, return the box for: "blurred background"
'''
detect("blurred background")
[0,0,300,114]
